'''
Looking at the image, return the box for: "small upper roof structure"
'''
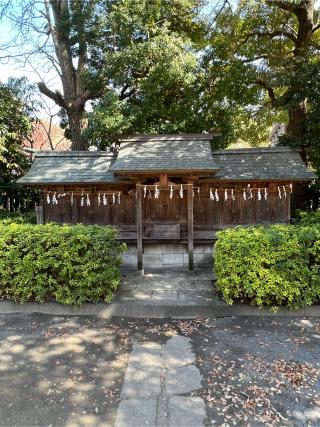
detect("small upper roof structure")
[212,147,317,181]
[18,151,116,185]
[17,134,317,185]
[109,134,218,174]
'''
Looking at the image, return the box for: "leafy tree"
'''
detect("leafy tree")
[206,0,320,164]
[86,0,238,149]
[0,78,33,182]
[1,0,106,150]
[0,78,36,209]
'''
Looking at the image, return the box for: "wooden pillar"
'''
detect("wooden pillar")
[187,183,194,271]
[136,183,143,272]
[35,202,44,224]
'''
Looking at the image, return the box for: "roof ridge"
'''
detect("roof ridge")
[35,151,113,157]
[212,146,298,155]
[120,133,216,142]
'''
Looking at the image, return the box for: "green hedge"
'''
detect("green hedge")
[215,225,320,309]
[294,209,320,225]
[0,211,36,225]
[0,224,126,306]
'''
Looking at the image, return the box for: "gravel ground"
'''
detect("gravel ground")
[0,314,319,427]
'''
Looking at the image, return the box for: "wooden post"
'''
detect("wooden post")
[136,183,143,272]
[35,202,44,224]
[187,183,194,271]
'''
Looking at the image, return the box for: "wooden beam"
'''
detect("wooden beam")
[136,183,143,271]
[187,183,194,271]
[160,174,168,188]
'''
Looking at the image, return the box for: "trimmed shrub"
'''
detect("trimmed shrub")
[0,211,36,225]
[0,224,126,306]
[214,225,320,309]
[294,209,320,225]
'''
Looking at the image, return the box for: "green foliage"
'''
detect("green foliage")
[205,0,320,166]
[0,78,33,183]
[215,225,320,310]
[294,210,320,226]
[86,0,235,148]
[0,211,36,225]
[0,224,126,306]
[0,77,40,208]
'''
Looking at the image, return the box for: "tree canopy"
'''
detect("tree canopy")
[1,0,320,172]
[0,78,33,186]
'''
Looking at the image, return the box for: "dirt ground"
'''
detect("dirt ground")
[0,314,319,427]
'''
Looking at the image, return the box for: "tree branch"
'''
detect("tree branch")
[265,1,298,13]
[255,79,277,106]
[249,30,297,43]
[72,89,103,108]
[312,22,320,33]
[37,82,66,108]
[241,55,270,63]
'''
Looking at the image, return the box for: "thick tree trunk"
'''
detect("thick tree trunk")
[287,101,306,139]
[39,0,102,151]
[276,0,315,160]
[67,107,88,151]
[287,101,307,162]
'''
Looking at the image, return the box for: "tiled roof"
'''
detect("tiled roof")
[212,147,317,181]
[110,134,218,172]
[17,143,317,185]
[17,151,117,184]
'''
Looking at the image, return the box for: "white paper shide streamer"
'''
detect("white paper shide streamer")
[154,185,160,199]
[179,184,183,199]
[257,188,261,201]
[170,185,173,199]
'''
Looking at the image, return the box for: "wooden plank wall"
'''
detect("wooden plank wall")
[193,191,290,226]
[44,194,136,225]
[43,184,290,230]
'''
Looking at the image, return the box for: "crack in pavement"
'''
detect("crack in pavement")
[115,335,206,427]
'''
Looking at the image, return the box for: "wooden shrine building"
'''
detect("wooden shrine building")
[18,134,317,271]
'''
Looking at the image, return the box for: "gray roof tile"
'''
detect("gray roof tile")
[17,143,317,185]
[18,151,117,184]
[110,136,218,172]
[212,147,317,181]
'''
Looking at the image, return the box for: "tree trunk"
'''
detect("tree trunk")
[279,0,315,157]
[67,107,88,151]
[287,101,306,139]
[38,0,101,151]
[287,101,307,162]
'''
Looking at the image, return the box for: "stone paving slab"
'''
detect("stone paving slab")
[165,365,202,395]
[168,397,206,427]
[177,290,215,302]
[152,290,179,300]
[121,343,162,398]
[115,399,157,427]
[120,364,162,398]
[129,343,163,367]
[116,335,206,427]
[164,336,194,367]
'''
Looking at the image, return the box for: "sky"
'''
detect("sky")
[1,0,319,121]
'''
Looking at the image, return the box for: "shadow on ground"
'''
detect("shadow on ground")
[0,314,320,426]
